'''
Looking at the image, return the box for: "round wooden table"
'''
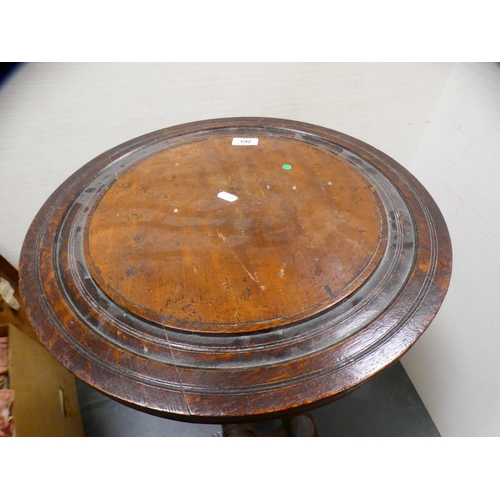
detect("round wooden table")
[19,118,452,432]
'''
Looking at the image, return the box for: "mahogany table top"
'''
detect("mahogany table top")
[19,118,452,423]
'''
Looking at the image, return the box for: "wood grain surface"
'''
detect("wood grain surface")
[86,134,384,333]
[19,118,452,423]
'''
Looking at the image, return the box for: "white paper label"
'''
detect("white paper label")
[232,138,258,146]
[217,191,238,202]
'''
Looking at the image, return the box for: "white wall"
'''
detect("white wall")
[400,62,500,436]
[7,62,499,436]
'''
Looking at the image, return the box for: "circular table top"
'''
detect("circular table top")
[19,118,452,423]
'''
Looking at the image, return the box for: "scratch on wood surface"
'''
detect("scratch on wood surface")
[162,324,192,416]
[216,229,228,243]
[217,229,261,285]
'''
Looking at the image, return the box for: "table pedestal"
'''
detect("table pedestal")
[222,413,318,437]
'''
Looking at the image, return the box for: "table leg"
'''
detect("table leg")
[222,412,318,437]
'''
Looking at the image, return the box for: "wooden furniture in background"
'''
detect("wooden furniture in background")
[1,255,39,344]
[1,255,84,436]
[19,118,452,429]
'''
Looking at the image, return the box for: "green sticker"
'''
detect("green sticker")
[282,164,292,170]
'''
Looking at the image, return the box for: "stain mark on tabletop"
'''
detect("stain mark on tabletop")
[323,284,334,298]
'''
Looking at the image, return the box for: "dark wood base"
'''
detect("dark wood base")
[222,413,318,437]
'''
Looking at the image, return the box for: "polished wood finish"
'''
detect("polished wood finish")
[86,134,384,333]
[19,118,452,423]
